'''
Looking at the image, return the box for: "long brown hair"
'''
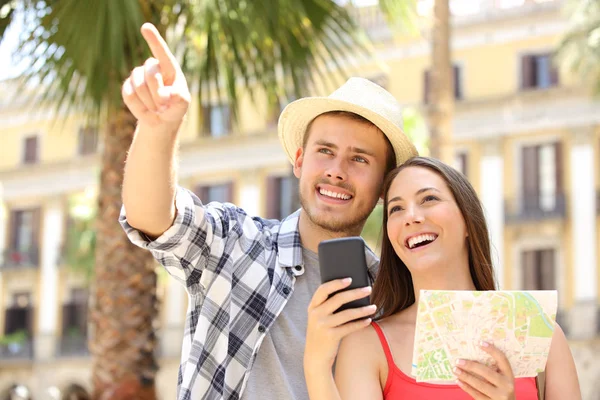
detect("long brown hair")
[372,157,497,319]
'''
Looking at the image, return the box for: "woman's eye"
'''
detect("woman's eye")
[423,195,439,203]
[389,205,403,215]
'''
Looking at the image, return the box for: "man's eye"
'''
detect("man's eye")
[353,156,367,163]
[318,148,332,155]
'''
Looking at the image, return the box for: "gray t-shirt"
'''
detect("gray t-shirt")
[241,247,322,400]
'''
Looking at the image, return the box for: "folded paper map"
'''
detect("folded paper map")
[411,290,557,383]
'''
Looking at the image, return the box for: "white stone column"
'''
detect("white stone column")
[569,129,597,339]
[36,199,63,359]
[0,182,5,316]
[480,141,505,289]
[236,169,262,217]
[161,275,186,357]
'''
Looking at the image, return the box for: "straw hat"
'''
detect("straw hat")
[278,77,418,166]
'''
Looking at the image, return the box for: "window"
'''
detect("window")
[5,209,40,266]
[521,249,555,290]
[22,135,39,164]
[60,288,89,355]
[194,182,234,204]
[454,152,468,177]
[423,65,463,104]
[521,53,558,90]
[202,104,232,137]
[78,126,99,155]
[521,142,562,213]
[266,174,299,220]
[4,292,33,335]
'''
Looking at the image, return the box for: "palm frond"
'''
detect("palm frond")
[12,0,152,124]
[557,0,600,93]
[184,0,368,119]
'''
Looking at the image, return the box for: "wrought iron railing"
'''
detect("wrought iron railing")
[0,248,40,269]
[505,192,566,223]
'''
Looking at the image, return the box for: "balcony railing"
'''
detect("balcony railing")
[0,248,40,269]
[505,192,566,223]
[0,338,34,361]
[57,332,89,357]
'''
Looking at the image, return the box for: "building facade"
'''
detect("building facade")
[0,0,599,398]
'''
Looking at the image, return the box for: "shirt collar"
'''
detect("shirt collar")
[276,209,380,273]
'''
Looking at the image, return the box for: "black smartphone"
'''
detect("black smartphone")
[318,237,371,313]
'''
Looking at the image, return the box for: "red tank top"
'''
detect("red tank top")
[371,322,539,399]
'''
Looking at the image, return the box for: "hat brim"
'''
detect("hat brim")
[278,97,418,167]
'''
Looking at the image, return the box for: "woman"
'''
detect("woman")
[304,157,580,400]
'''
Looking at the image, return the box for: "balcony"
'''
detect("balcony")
[57,331,89,357]
[1,248,40,270]
[505,192,566,223]
[0,334,34,362]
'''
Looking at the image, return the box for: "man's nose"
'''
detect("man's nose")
[325,158,348,181]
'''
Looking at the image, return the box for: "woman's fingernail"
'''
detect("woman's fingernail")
[366,304,377,311]
[456,359,465,366]
[364,318,372,325]
[481,341,490,348]
[342,278,352,284]
[453,367,462,375]
[362,286,372,293]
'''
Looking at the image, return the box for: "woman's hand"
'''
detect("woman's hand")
[304,278,376,372]
[453,342,516,400]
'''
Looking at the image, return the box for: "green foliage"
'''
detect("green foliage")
[64,194,97,283]
[557,0,600,93]
[0,330,27,345]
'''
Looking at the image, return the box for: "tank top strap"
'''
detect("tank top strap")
[371,321,395,368]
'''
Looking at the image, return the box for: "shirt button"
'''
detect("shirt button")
[283,287,290,295]
[258,325,266,333]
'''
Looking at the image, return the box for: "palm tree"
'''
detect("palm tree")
[376,0,453,163]
[427,0,454,163]
[1,1,365,399]
[557,0,600,93]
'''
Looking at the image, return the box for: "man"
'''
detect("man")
[120,23,417,400]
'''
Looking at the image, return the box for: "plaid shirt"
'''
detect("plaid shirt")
[120,187,379,400]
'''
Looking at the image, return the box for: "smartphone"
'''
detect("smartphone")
[318,237,371,313]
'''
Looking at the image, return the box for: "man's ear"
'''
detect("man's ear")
[293,147,304,179]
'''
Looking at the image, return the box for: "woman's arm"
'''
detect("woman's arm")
[334,326,384,400]
[545,323,581,400]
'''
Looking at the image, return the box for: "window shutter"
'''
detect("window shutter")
[453,65,462,100]
[522,250,537,290]
[522,146,539,212]
[521,55,534,89]
[24,136,38,164]
[202,106,211,135]
[540,249,556,290]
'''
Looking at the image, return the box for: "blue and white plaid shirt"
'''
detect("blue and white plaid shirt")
[120,187,378,400]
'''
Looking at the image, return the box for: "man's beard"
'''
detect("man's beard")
[299,185,376,234]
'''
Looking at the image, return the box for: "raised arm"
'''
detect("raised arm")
[122,23,191,238]
[545,324,581,400]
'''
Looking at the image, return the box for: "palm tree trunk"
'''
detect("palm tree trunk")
[428,0,454,164]
[90,105,159,400]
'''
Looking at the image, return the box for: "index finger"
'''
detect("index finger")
[308,278,352,310]
[481,342,514,378]
[141,23,177,78]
